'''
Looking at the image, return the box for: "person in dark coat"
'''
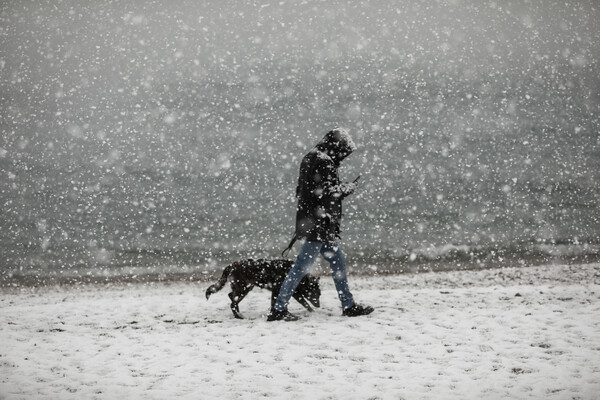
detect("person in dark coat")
[268,128,374,321]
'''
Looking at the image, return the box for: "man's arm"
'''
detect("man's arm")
[319,159,357,199]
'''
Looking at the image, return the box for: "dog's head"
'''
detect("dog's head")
[297,274,321,308]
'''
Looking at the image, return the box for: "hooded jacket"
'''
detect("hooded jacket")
[295,128,357,243]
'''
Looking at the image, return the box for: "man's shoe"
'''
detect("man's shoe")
[267,309,300,322]
[342,304,374,317]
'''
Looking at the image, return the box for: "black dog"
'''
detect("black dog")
[205,259,321,319]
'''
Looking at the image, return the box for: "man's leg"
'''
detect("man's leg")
[320,243,355,310]
[273,241,322,312]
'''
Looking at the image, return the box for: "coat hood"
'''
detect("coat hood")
[315,128,356,165]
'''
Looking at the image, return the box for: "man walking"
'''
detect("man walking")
[268,128,374,321]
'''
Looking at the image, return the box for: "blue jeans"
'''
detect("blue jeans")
[274,241,355,312]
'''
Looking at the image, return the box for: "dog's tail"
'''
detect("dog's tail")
[205,264,234,300]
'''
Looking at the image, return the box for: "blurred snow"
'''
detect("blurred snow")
[0,0,599,281]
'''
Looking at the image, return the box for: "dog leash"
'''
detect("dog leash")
[281,233,297,258]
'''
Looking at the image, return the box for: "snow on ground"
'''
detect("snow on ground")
[1,263,599,399]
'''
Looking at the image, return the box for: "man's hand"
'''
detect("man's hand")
[331,176,360,198]
[342,181,358,196]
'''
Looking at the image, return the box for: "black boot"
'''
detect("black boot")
[342,304,374,317]
[267,308,300,322]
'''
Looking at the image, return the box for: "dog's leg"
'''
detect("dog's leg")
[228,284,253,319]
[293,293,314,312]
[270,285,282,310]
[228,292,243,319]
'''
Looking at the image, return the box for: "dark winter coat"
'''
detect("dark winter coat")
[294,128,357,244]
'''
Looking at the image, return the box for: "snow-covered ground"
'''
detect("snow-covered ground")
[1,263,599,399]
